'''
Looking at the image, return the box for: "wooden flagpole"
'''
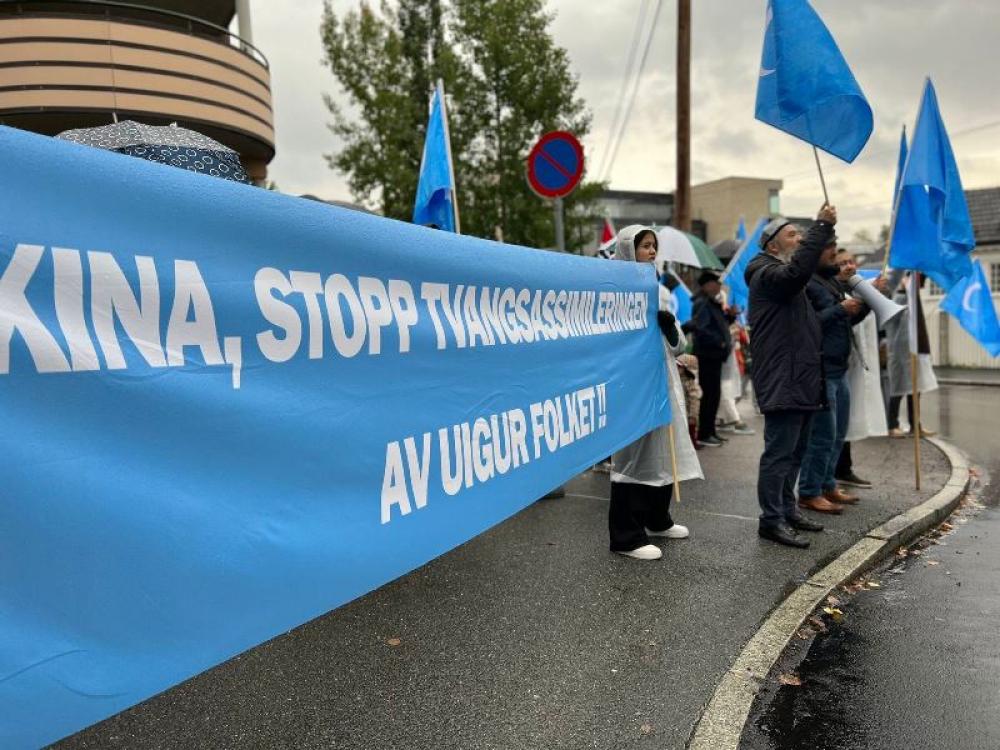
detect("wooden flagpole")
[668,423,681,504]
[908,272,922,490]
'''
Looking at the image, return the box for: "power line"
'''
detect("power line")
[601,0,665,183]
[595,0,652,180]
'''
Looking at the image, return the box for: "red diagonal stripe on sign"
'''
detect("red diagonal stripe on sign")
[538,147,574,180]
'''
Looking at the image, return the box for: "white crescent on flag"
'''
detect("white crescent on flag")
[963,280,982,312]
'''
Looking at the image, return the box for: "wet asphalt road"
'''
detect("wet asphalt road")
[743,384,1000,750]
[53,409,950,750]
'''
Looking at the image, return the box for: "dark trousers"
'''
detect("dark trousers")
[888,395,915,430]
[836,442,852,477]
[758,410,813,527]
[697,355,724,440]
[609,481,674,551]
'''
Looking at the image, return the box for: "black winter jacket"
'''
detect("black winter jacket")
[691,293,732,360]
[745,221,833,413]
[805,275,870,379]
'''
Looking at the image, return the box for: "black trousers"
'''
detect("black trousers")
[609,482,674,552]
[835,441,852,477]
[697,354,724,440]
[758,410,813,527]
[887,395,915,430]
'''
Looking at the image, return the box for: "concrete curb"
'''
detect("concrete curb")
[937,378,1000,388]
[686,436,971,750]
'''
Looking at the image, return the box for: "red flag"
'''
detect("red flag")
[600,217,616,244]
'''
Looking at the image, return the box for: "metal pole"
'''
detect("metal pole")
[674,0,691,231]
[813,145,830,205]
[236,0,254,45]
[554,197,565,252]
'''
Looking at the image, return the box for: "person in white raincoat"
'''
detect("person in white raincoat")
[884,270,938,437]
[834,250,888,489]
[609,225,703,561]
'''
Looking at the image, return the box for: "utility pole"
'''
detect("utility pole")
[674,0,691,232]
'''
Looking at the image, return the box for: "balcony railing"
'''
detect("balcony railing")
[0,0,268,68]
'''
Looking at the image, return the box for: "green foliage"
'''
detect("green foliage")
[321,0,600,251]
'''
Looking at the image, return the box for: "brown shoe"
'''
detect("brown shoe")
[798,495,844,514]
[825,488,859,505]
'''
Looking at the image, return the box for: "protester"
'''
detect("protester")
[745,206,837,548]
[885,271,938,437]
[717,316,755,436]
[676,353,702,448]
[797,239,872,512]
[834,249,888,489]
[691,270,733,447]
[609,225,703,560]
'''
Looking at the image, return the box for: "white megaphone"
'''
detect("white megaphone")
[846,274,905,330]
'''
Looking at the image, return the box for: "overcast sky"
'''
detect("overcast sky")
[249,0,1000,240]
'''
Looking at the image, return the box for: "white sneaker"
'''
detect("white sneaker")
[647,524,690,539]
[616,544,662,560]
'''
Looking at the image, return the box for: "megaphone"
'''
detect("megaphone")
[846,274,905,330]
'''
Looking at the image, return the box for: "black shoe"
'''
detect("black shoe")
[700,435,724,447]
[713,432,729,442]
[836,471,873,489]
[787,515,824,533]
[758,523,810,548]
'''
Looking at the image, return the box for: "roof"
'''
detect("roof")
[967,187,1000,246]
[599,189,673,205]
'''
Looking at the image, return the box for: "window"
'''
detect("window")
[928,279,944,297]
[768,189,780,216]
[991,263,1000,294]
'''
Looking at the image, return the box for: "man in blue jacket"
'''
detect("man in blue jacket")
[797,240,870,512]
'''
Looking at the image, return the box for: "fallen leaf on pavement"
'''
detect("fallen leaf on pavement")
[778,673,803,686]
[386,637,402,647]
[640,724,653,735]
[823,606,844,622]
[826,595,842,607]
[926,560,940,566]
[808,616,827,633]
[866,581,881,589]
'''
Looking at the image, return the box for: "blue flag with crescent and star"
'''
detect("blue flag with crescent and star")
[941,260,1000,357]
[755,0,873,163]
[889,79,975,291]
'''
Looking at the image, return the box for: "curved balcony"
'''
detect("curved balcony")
[0,0,274,180]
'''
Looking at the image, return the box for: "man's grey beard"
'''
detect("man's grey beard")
[776,245,796,263]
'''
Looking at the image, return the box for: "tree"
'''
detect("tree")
[321,0,599,251]
[320,0,467,219]
[851,227,874,244]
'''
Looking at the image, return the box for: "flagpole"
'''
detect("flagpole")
[908,272,922,490]
[437,79,461,235]
[668,423,681,504]
[812,145,830,204]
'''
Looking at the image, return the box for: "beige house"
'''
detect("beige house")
[691,176,783,245]
[0,0,274,182]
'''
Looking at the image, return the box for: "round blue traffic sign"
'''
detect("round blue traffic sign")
[526,131,584,199]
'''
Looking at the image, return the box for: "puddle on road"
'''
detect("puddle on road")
[741,465,991,750]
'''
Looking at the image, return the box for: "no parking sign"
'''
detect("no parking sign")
[526,131,584,199]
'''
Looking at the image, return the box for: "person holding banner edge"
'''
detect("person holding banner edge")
[609,226,702,560]
[746,205,837,548]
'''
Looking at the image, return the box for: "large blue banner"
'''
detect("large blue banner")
[0,127,670,748]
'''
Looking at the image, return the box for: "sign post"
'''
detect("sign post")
[526,131,584,252]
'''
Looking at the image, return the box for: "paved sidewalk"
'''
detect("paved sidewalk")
[58,421,949,750]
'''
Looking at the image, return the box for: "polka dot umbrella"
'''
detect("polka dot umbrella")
[56,120,251,185]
